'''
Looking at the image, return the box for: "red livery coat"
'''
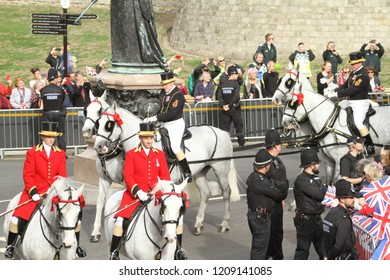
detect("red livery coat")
[115,145,170,218]
[13,144,67,221]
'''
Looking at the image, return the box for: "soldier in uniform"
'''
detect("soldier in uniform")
[41,68,67,152]
[109,122,171,260]
[323,179,359,260]
[293,148,327,260]
[264,129,289,260]
[147,71,192,182]
[217,65,245,147]
[336,51,375,155]
[340,135,366,192]
[4,122,86,259]
[246,148,283,260]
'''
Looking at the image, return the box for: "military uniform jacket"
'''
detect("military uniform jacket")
[323,205,356,259]
[246,170,282,211]
[267,155,289,202]
[13,144,67,221]
[116,145,171,218]
[293,171,326,215]
[157,86,185,122]
[336,66,370,100]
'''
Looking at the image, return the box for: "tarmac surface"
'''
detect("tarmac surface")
[0,144,326,260]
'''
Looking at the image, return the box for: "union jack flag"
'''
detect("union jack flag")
[321,185,338,208]
[371,238,390,260]
[360,177,390,208]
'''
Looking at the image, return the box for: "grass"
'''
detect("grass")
[1,4,389,93]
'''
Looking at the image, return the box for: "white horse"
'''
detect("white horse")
[3,178,84,260]
[94,101,240,236]
[104,179,188,260]
[274,65,341,183]
[81,91,125,242]
[274,69,390,182]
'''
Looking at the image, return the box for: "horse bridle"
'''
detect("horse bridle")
[275,69,299,101]
[154,184,188,225]
[84,99,105,134]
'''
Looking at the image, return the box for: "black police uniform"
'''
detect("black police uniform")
[217,79,245,146]
[323,205,357,260]
[266,155,288,260]
[293,171,327,260]
[340,152,364,191]
[246,170,282,260]
[41,83,66,151]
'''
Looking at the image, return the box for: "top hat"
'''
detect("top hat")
[38,121,62,137]
[48,68,59,81]
[253,148,272,168]
[264,129,282,147]
[346,135,365,145]
[138,122,156,137]
[299,147,321,168]
[160,71,175,85]
[335,179,358,198]
[348,51,366,65]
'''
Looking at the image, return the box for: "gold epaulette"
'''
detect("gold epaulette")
[52,145,61,152]
[35,144,43,152]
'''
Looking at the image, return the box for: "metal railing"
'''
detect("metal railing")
[353,222,377,260]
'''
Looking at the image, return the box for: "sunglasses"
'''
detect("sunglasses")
[343,71,350,74]
[368,71,374,73]
[219,59,225,62]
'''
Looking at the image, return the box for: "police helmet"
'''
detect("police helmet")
[299,148,321,168]
[264,129,282,148]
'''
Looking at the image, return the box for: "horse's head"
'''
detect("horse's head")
[50,177,85,249]
[82,90,108,139]
[94,101,125,154]
[153,178,189,243]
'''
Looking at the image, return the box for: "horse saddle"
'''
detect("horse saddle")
[345,105,376,137]
[159,126,192,165]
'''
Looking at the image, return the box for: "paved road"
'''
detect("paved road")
[0,146,325,260]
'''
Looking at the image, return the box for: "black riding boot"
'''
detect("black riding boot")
[75,231,87,258]
[178,158,192,182]
[364,134,375,155]
[4,231,17,259]
[174,233,189,260]
[109,235,121,260]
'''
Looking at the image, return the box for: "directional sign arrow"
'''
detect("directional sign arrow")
[31,13,63,19]
[31,29,67,35]
[66,14,98,20]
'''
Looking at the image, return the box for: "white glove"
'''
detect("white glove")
[145,116,157,122]
[32,194,41,201]
[136,190,149,202]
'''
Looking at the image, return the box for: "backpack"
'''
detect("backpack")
[187,73,195,96]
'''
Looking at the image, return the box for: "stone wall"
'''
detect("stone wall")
[0,0,180,14]
[170,0,390,65]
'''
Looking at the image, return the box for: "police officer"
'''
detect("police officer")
[336,51,374,155]
[264,129,289,260]
[246,148,283,260]
[41,68,66,152]
[217,65,245,147]
[340,135,365,192]
[323,179,359,260]
[293,148,327,260]
[147,71,192,182]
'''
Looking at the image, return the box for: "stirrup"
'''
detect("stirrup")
[109,250,120,260]
[175,248,189,260]
[4,245,15,259]
[76,245,87,258]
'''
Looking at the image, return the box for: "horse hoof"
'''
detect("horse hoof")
[90,234,101,243]
[218,226,230,233]
[193,226,204,236]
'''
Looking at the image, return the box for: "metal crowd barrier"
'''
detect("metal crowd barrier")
[192,98,283,140]
[0,108,86,159]
[353,222,377,260]
[368,92,390,106]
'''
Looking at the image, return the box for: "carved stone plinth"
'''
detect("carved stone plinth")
[73,138,99,186]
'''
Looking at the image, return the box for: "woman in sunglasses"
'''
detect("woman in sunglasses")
[337,66,351,87]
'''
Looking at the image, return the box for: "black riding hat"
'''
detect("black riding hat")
[264,129,282,147]
[299,148,321,168]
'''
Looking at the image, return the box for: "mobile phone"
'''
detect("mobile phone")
[41,73,47,78]
[6,75,11,80]
[175,55,182,59]
[370,39,375,43]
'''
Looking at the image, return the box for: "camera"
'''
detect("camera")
[55,48,61,51]
[370,39,376,43]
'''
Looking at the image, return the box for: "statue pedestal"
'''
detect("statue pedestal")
[73,138,99,186]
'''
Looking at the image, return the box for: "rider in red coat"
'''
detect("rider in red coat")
[4,122,86,259]
[109,122,171,260]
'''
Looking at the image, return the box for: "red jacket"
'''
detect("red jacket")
[13,144,67,221]
[115,145,170,218]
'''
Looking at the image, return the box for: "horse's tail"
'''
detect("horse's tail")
[228,159,240,202]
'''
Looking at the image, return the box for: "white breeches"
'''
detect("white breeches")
[163,118,185,154]
[348,99,370,129]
